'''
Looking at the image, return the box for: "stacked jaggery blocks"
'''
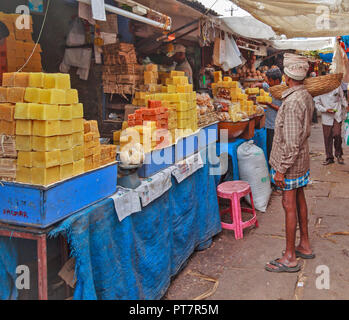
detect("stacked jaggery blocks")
[0,72,84,186]
[83,120,101,171]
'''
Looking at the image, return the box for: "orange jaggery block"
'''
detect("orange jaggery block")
[14,73,29,87]
[2,73,15,87]
[7,87,25,103]
[84,120,98,134]
[0,119,15,135]
[0,103,15,121]
[0,87,8,103]
[84,132,94,143]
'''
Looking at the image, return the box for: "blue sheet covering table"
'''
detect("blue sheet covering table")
[49,156,221,300]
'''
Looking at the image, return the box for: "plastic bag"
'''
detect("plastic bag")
[331,42,349,83]
[221,35,242,71]
[213,31,226,67]
[237,141,271,212]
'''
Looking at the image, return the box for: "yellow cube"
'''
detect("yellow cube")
[24,88,41,103]
[29,103,59,120]
[73,159,85,176]
[59,135,73,150]
[56,74,71,90]
[16,166,32,184]
[72,103,84,119]
[72,118,84,133]
[17,151,34,168]
[43,74,57,89]
[73,145,84,161]
[16,119,32,135]
[72,132,84,146]
[60,163,73,180]
[31,166,60,186]
[59,120,73,135]
[29,73,44,88]
[14,103,30,119]
[40,89,66,105]
[59,105,73,120]
[33,120,60,137]
[32,136,59,152]
[60,149,73,165]
[32,150,61,168]
[16,135,32,151]
[65,89,79,104]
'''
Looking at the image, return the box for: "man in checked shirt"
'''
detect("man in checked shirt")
[265,54,316,273]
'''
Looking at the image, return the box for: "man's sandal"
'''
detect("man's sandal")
[265,259,301,273]
[281,250,316,259]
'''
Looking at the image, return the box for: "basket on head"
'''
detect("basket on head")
[269,73,344,100]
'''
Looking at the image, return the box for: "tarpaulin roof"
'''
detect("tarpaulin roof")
[218,16,335,51]
[229,0,349,38]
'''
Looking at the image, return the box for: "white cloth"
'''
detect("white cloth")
[91,0,106,21]
[314,86,348,126]
[136,168,173,207]
[171,152,203,184]
[110,187,142,222]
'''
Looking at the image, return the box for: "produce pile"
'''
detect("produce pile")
[196,93,219,127]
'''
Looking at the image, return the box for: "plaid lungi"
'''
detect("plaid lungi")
[270,168,310,191]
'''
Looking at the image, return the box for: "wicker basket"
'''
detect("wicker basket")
[269,73,343,100]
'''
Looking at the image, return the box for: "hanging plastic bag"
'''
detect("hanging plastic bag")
[237,141,271,212]
[221,35,242,71]
[213,31,226,67]
[331,41,349,82]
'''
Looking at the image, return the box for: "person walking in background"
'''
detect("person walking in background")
[265,53,315,273]
[314,85,348,165]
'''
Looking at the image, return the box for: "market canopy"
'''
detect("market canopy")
[229,0,349,38]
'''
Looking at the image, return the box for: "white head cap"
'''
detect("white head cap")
[174,44,186,54]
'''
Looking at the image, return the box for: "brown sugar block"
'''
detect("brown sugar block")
[84,120,98,134]
[2,73,15,87]
[0,103,15,121]
[14,73,30,87]
[0,87,8,103]
[7,87,26,103]
[0,120,16,135]
[84,132,94,143]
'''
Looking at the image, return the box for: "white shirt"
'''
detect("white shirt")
[314,86,348,126]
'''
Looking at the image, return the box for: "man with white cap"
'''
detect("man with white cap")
[171,44,193,84]
[265,53,315,273]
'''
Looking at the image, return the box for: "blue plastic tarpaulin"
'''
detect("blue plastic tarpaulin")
[0,238,18,300]
[49,152,221,300]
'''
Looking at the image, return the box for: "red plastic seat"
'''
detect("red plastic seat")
[217,181,259,240]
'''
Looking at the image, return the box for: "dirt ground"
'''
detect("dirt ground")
[164,122,349,300]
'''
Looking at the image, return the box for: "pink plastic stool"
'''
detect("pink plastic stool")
[217,181,259,240]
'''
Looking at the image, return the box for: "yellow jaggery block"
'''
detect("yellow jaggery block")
[16,119,32,135]
[176,85,185,93]
[14,73,29,87]
[177,118,188,128]
[32,136,59,152]
[29,103,59,120]
[40,89,66,105]
[59,105,72,120]
[43,73,57,89]
[7,87,25,103]
[72,132,84,146]
[73,145,84,161]
[33,120,60,136]
[60,149,73,165]
[16,166,32,184]
[172,76,188,85]
[73,159,85,176]
[84,146,94,158]
[16,135,32,151]
[84,120,98,134]
[84,132,94,143]
[29,73,44,88]
[14,103,30,119]
[84,155,93,172]
[59,135,73,150]
[113,130,121,144]
[72,103,83,119]
[56,74,71,90]
[60,120,73,135]
[31,166,60,186]
[176,101,189,112]
[224,76,232,82]
[17,152,34,168]
[32,150,61,168]
[72,118,84,133]
[2,73,15,87]
[214,71,222,83]
[145,64,158,72]
[245,87,259,95]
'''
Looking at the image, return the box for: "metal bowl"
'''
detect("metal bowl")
[218,120,249,141]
